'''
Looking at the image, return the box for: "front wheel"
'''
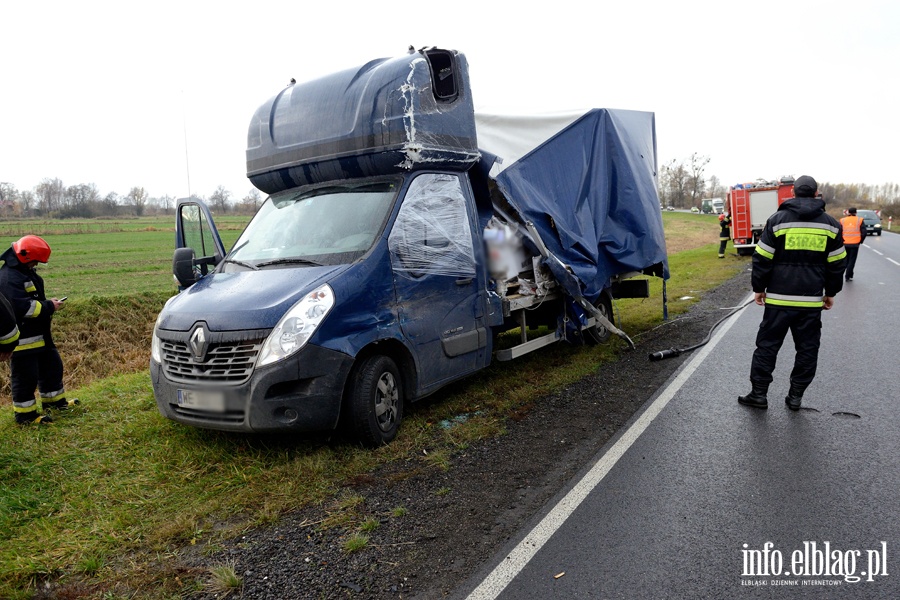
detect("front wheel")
[347,355,403,447]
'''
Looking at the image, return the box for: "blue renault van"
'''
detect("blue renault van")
[150,48,668,445]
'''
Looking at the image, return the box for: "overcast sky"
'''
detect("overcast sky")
[2,0,897,203]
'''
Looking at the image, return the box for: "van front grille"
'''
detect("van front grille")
[161,339,264,383]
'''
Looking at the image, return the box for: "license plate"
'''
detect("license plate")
[176,389,225,413]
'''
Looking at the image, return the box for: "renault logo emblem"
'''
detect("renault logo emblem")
[189,325,209,361]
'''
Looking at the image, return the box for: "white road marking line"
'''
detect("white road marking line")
[465,294,753,600]
[887,258,900,266]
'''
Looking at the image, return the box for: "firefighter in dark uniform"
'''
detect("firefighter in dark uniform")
[718,212,732,258]
[0,235,76,424]
[738,176,846,411]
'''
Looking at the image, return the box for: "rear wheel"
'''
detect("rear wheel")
[584,291,614,345]
[347,355,403,446]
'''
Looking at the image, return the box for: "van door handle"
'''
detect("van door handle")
[455,277,473,286]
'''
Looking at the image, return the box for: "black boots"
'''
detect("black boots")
[44,398,80,411]
[15,411,53,425]
[738,384,769,409]
[739,383,805,411]
[784,384,804,411]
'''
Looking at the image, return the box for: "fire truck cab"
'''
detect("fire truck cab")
[727,177,795,255]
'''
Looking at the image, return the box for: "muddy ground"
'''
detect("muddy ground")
[187,267,753,599]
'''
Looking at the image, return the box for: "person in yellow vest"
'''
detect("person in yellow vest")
[839,207,866,281]
[718,212,732,258]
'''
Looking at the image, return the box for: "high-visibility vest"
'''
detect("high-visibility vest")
[840,215,863,245]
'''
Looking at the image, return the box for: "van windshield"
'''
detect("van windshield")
[227,179,400,268]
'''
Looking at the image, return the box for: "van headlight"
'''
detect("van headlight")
[151,328,162,363]
[257,284,335,367]
[150,302,172,364]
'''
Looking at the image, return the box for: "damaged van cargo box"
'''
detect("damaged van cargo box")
[247,48,480,194]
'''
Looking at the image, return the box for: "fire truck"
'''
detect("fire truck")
[727,177,795,255]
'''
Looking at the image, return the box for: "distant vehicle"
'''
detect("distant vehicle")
[690,206,700,213]
[666,206,675,211]
[726,179,794,255]
[711,198,724,214]
[856,209,882,236]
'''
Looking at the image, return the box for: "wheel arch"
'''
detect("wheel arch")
[340,339,418,411]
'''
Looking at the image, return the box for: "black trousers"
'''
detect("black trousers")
[11,346,65,410]
[844,244,860,279]
[750,306,822,389]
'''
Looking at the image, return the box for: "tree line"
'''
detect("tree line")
[2,165,898,221]
[0,179,264,219]
[658,153,899,217]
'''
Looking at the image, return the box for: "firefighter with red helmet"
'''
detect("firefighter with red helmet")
[718,212,732,258]
[0,235,77,424]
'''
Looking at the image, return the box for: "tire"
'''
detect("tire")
[347,355,403,447]
[584,291,614,345]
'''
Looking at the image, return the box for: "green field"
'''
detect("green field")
[0,212,748,598]
[0,217,250,298]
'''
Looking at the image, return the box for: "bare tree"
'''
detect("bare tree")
[0,182,17,217]
[156,194,174,214]
[64,183,101,217]
[686,152,710,207]
[209,185,231,213]
[35,178,65,215]
[102,192,120,216]
[19,190,35,216]
[706,175,726,201]
[127,186,148,216]
[237,188,262,214]
[660,158,688,208]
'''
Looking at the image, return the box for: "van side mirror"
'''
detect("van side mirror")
[173,247,198,288]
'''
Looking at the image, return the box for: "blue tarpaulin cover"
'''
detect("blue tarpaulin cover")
[475,109,670,301]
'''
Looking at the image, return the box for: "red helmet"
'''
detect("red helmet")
[12,235,52,264]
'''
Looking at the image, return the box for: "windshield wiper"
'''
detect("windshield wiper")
[255,257,323,268]
[222,258,259,271]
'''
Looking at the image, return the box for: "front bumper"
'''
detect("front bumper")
[151,344,355,433]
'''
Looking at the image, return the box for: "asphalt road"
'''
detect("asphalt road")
[455,233,900,599]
